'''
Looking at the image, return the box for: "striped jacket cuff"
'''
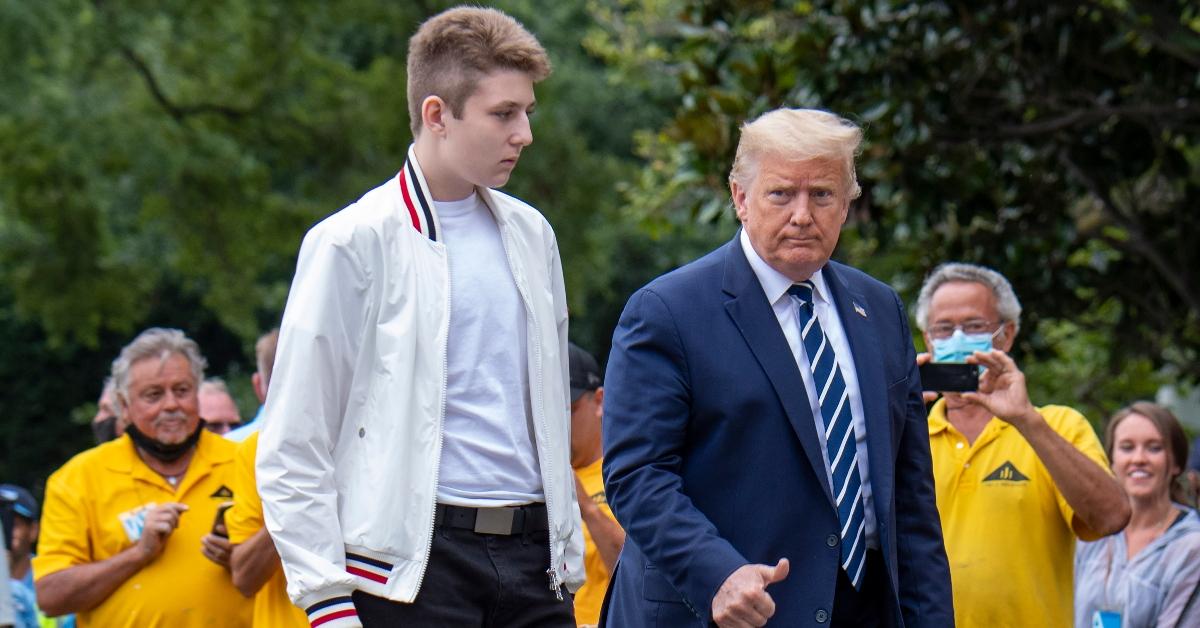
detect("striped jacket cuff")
[306,596,360,627]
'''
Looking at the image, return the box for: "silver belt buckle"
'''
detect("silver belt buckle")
[474,507,516,535]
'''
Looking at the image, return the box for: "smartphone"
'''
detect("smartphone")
[211,501,233,538]
[919,362,979,392]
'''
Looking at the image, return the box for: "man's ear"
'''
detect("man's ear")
[252,372,267,404]
[996,321,1018,352]
[730,180,747,222]
[421,95,449,136]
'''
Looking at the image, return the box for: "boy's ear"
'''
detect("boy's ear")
[421,95,448,136]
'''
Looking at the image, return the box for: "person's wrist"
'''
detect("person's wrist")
[131,541,156,566]
[1008,405,1041,431]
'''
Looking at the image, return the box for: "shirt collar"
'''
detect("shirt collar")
[927,398,950,435]
[738,228,831,307]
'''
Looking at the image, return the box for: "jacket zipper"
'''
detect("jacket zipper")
[499,224,563,600]
[414,241,452,596]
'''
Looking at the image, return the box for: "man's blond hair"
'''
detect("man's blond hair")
[406,6,550,137]
[729,108,863,199]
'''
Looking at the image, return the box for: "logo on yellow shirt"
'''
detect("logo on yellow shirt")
[982,461,1029,483]
[210,485,233,499]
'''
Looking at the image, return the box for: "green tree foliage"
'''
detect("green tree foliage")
[586,0,1200,422]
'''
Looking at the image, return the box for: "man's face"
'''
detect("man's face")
[92,389,115,425]
[9,516,37,562]
[569,389,603,464]
[440,69,536,194]
[122,353,201,445]
[199,389,241,435]
[731,157,850,282]
[922,280,1016,408]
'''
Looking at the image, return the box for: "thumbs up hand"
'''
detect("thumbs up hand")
[712,558,790,627]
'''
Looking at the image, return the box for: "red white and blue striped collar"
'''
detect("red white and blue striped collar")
[397,145,442,242]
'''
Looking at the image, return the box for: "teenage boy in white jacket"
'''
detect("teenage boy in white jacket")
[257,7,584,627]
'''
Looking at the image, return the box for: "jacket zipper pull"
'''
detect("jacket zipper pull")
[547,567,564,600]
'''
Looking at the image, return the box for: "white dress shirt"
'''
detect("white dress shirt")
[739,230,878,549]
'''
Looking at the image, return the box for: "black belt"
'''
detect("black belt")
[434,503,549,535]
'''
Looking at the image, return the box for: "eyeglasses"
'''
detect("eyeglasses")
[927,319,1002,340]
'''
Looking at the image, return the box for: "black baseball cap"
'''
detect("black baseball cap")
[0,484,38,520]
[569,342,603,402]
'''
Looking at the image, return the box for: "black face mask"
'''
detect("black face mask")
[92,416,118,444]
[125,420,204,463]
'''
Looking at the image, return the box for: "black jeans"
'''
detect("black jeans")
[352,525,574,627]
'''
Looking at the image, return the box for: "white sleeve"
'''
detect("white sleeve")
[0,520,14,626]
[257,222,369,611]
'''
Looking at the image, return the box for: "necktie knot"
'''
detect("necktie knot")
[788,281,816,310]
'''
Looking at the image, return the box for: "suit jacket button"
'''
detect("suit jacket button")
[826,534,839,547]
[815,608,829,623]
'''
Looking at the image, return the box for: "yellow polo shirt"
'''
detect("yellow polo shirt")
[928,400,1110,628]
[33,431,251,627]
[226,431,308,627]
[573,458,618,626]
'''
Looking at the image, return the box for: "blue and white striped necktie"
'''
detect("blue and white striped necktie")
[788,280,868,589]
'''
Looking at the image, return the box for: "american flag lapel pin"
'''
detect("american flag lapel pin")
[853,302,867,318]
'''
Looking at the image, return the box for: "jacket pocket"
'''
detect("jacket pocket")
[642,565,684,603]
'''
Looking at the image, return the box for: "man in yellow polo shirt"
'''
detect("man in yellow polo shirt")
[227,431,307,626]
[914,263,1130,628]
[567,343,624,627]
[225,327,307,626]
[33,328,250,627]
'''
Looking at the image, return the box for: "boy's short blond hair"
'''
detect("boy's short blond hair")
[407,6,551,137]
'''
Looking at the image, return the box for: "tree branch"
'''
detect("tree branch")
[991,102,1200,138]
[1058,151,1200,316]
[118,46,253,123]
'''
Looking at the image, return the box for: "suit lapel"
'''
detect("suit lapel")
[721,237,836,509]
[822,263,894,526]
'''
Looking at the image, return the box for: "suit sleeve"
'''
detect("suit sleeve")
[256,224,367,614]
[603,288,748,623]
[890,291,956,627]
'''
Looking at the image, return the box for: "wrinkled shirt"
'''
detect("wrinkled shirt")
[1075,506,1200,628]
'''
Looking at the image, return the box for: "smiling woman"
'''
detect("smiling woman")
[1074,402,1200,628]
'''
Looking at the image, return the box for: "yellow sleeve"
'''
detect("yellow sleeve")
[226,433,264,544]
[1044,406,1113,538]
[32,464,91,579]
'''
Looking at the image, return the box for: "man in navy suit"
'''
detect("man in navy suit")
[601,108,953,628]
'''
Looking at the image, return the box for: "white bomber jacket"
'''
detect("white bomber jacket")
[257,146,585,627]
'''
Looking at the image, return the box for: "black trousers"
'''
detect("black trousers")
[831,549,895,628]
[352,525,575,627]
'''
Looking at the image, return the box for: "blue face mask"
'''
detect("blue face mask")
[931,329,994,363]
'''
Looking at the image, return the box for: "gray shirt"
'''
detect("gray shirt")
[1075,507,1200,628]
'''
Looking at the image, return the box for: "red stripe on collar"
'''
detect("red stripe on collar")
[397,168,422,233]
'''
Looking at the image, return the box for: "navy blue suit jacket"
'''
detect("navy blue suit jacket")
[600,237,953,627]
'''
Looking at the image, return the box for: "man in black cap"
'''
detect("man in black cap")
[568,343,625,627]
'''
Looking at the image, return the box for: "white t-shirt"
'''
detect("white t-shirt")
[435,192,544,506]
